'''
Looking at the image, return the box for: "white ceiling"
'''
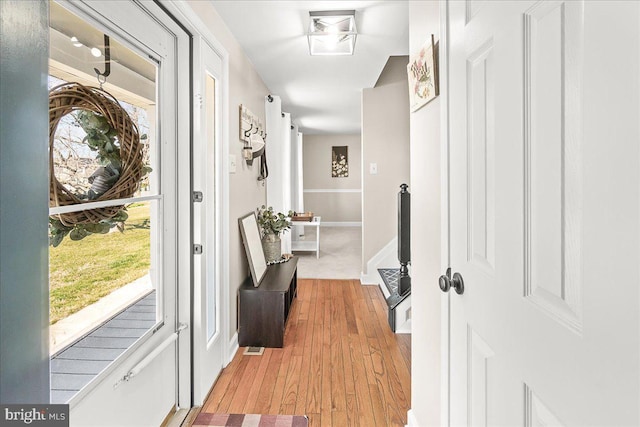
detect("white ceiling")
[211,1,409,135]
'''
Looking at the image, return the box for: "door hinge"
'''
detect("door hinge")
[193,244,203,255]
[192,191,203,203]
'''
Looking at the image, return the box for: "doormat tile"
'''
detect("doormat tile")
[378,268,400,295]
[192,413,308,427]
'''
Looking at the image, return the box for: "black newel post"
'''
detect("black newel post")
[398,183,411,295]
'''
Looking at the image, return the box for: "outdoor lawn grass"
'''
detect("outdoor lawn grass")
[49,203,151,325]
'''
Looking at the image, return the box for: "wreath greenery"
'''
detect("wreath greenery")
[48,83,150,247]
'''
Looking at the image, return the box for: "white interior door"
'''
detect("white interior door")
[447,1,640,425]
[193,36,226,405]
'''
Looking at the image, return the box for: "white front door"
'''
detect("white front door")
[192,36,226,404]
[447,1,639,425]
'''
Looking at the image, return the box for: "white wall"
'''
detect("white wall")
[303,134,362,223]
[362,56,410,272]
[408,1,444,426]
[185,1,269,338]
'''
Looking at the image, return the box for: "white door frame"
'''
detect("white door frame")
[439,1,452,425]
[161,0,233,389]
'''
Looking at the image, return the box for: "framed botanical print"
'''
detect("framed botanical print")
[331,146,349,178]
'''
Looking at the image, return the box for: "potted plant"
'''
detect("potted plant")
[256,205,293,262]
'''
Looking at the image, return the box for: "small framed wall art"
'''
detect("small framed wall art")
[331,145,349,178]
[407,34,439,112]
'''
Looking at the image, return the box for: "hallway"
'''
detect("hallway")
[198,279,410,427]
[295,227,362,280]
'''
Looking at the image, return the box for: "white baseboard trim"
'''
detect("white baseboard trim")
[360,272,379,285]
[303,188,362,193]
[321,221,362,227]
[363,237,399,281]
[406,409,419,427]
[227,332,239,365]
[396,318,412,334]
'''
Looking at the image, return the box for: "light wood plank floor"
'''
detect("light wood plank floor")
[199,279,411,427]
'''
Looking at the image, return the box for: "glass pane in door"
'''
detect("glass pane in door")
[205,73,217,341]
[48,1,161,403]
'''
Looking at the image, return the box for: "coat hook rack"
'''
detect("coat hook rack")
[239,104,264,145]
[244,123,254,138]
[94,34,111,88]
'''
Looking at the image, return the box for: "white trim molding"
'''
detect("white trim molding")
[321,221,362,227]
[161,0,233,403]
[303,188,362,193]
[227,332,239,365]
[361,237,399,284]
[406,409,419,427]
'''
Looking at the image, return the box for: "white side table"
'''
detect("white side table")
[291,216,321,259]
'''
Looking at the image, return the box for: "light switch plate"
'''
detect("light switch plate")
[229,154,237,173]
[370,162,378,174]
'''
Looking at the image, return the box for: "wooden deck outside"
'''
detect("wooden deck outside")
[50,291,156,403]
[200,279,411,427]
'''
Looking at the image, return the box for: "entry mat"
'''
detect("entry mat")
[378,268,400,295]
[192,413,308,427]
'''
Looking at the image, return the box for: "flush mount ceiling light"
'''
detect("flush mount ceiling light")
[308,10,357,56]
